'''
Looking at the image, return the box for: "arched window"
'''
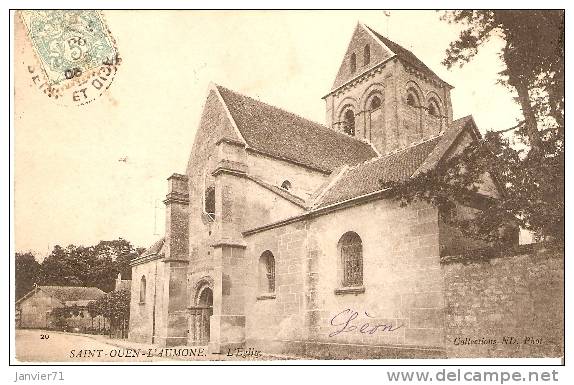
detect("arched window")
[338,232,363,287]
[350,52,357,73]
[427,99,440,117]
[281,180,292,191]
[369,95,382,110]
[343,109,355,136]
[139,276,146,304]
[406,90,420,108]
[205,187,215,219]
[258,251,275,293]
[363,44,370,65]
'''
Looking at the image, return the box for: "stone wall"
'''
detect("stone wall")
[129,258,166,344]
[17,290,61,329]
[442,246,564,358]
[246,151,329,199]
[244,219,309,353]
[244,198,447,358]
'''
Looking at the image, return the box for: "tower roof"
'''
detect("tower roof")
[327,23,452,96]
[363,24,450,87]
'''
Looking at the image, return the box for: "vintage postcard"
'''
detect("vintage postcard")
[11,9,564,368]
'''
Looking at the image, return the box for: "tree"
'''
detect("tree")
[50,304,83,330]
[15,252,41,300]
[38,239,144,292]
[441,11,564,152]
[88,289,131,337]
[39,245,91,287]
[384,11,564,245]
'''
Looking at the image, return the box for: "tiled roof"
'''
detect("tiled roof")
[365,25,449,86]
[141,237,165,257]
[315,136,441,208]
[245,175,307,208]
[216,85,378,173]
[414,116,476,176]
[313,117,479,209]
[39,286,106,302]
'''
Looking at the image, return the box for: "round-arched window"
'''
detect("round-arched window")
[259,251,276,293]
[370,95,382,110]
[139,276,146,303]
[364,44,371,65]
[350,52,357,73]
[204,187,215,219]
[343,109,356,136]
[427,99,440,117]
[406,90,420,108]
[338,231,363,287]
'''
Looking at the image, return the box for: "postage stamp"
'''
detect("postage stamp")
[18,10,120,105]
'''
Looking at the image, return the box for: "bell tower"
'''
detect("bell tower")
[323,23,454,155]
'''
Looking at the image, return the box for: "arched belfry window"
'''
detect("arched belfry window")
[343,109,356,136]
[350,52,357,73]
[427,99,440,117]
[370,95,382,110]
[139,276,146,304]
[406,90,420,108]
[258,251,275,293]
[364,45,371,65]
[205,187,215,220]
[338,232,363,287]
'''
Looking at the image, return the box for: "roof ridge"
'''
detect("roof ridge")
[363,24,451,87]
[215,83,377,147]
[215,84,327,128]
[311,165,349,208]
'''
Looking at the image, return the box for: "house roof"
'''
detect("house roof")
[39,286,105,303]
[215,85,378,173]
[364,25,450,87]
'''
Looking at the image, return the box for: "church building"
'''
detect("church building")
[128,23,505,358]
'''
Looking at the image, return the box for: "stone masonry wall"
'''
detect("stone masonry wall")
[244,219,308,354]
[18,291,62,329]
[244,198,446,358]
[442,246,564,358]
[129,259,166,344]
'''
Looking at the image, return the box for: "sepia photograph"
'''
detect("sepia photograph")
[9,8,565,371]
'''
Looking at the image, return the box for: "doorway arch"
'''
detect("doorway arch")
[191,284,213,344]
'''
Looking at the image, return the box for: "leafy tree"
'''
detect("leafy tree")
[50,304,83,330]
[38,239,143,292]
[15,252,41,300]
[385,11,564,246]
[441,10,564,151]
[88,289,131,337]
[39,245,90,287]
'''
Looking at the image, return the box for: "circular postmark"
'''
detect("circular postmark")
[18,10,121,106]
[26,59,119,106]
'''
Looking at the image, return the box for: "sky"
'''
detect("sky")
[13,10,524,258]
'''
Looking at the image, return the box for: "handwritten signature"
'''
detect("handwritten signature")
[329,308,404,337]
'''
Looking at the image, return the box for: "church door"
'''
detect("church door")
[190,286,213,345]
